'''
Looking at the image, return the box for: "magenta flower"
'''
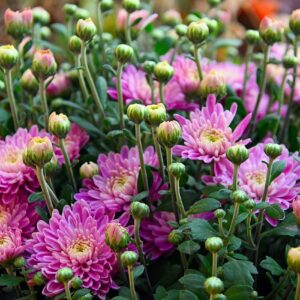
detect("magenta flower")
[27,201,117,298]
[173,95,251,163]
[46,71,71,98]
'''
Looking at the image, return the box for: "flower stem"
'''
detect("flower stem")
[159,82,166,106]
[232,164,239,191]
[295,273,300,300]
[63,282,72,300]
[217,218,225,237]
[174,177,186,219]
[36,166,54,214]
[59,138,77,192]
[170,38,181,64]
[194,45,203,81]
[212,252,218,276]
[246,213,256,249]
[46,181,59,205]
[241,44,253,101]
[38,79,49,131]
[151,126,165,181]
[116,62,125,129]
[97,1,104,66]
[227,203,240,238]
[117,252,128,284]
[4,69,19,130]
[125,13,132,47]
[75,55,89,102]
[66,16,73,38]
[128,266,137,300]
[147,74,155,104]
[33,22,41,48]
[265,268,290,300]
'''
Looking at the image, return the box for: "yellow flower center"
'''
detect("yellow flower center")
[68,239,92,258]
[0,236,11,248]
[248,171,266,185]
[200,128,226,144]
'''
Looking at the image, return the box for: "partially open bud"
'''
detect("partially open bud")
[142,60,156,74]
[74,8,90,20]
[204,277,224,295]
[32,49,57,80]
[48,112,71,139]
[70,277,83,289]
[245,199,256,210]
[290,9,300,36]
[187,20,209,45]
[127,103,146,124]
[115,44,134,64]
[214,209,226,219]
[32,272,45,286]
[233,190,249,204]
[64,4,77,16]
[69,35,82,54]
[293,197,300,226]
[283,55,298,69]
[76,18,97,41]
[245,29,260,44]
[14,256,26,268]
[44,155,59,177]
[226,145,249,165]
[121,251,138,267]
[56,267,74,283]
[264,143,282,159]
[0,45,19,70]
[32,7,50,25]
[130,202,150,220]
[287,247,300,273]
[145,103,167,127]
[122,0,140,13]
[105,222,131,252]
[175,24,188,37]
[157,121,181,148]
[205,237,223,253]
[80,162,99,179]
[168,162,185,179]
[154,61,174,83]
[168,229,184,245]
[163,9,182,27]
[20,69,38,94]
[259,16,283,45]
[199,70,226,98]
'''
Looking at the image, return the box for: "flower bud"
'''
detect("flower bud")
[202,18,218,34]
[226,145,249,165]
[287,247,300,273]
[69,35,82,54]
[199,70,226,98]
[0,45,19,70]
[232,190,249,204]
[214,209,226,219]
[76,18,97,41]
[102,32,113,42]
[293,197,300,226]
[14,256,26,268]
[142,60,156,74]
[264,143,282,159]
[245,30,260,44]
[20,69,38,95]
[115,44,134,64]
[245,199,256,210]
[204,277,224,295]
[32,49,57,80]
[163,9,182,27]
[80,162,99,179]
[168,229,184,245]
[152,29,164,41]
[64,4,77,16]
[168,162,185,179]
[122,0,140,13]
[214,294,227,300]
[127,103,146,124]
[259,16,283,45]
[175,24,188,37]
[187,20,209,45]
[101,0,114,12]
[154,61,174,83]
[56,267,74,283]
[71,277,82,289]
[26,137,53,167]
[32,272,45,286]
[44,155,59,177]
[208,0,222,7]
[290,9,300,36]
[32,7,50,25]
[121,251,138,267]
[186,14,200,25]
[205,237,223,253]
[74,8,90,20]
[105,222,131,252]
[145,104,167,127]
[283,55,298,69]
[48,112,71,139]
[130,202,150,220]
[41,26,51,39]
[157,121,181,148]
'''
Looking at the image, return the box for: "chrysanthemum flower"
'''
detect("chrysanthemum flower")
[27,201,117,298]
[173,95,251,163]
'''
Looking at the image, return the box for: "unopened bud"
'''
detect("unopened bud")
[121,251,138,267]
[105,222,131,252]
[80,162,99,179]
[168,229,184,245]
[245,199,256,210]
[259,16,283,45]
[145,103,167,127]
[56,267,74,283]
[127,103,146,124]
[163,9,182,27]
[123,0,140,13]
[157,121,181,148]
[264,143,282,159]
[290,9,300,36]
[130,202,150,220]
[226,145,249,165]
[64,4,77,16]
[199,70,226,98]
[20,69,38,94]
[32,7,50,25]
[48,112,71,139]
[13,256,26,268]
[187,20,209,45]
[233,190,249,204]
[283,55,298,69]
[287,247,300,273]
[32,272,45,286]
[214,209,226,219]
[175,24,188,37]
[69,35,82,54]
[115,44,134,64]
[32,49,57,80]
[142,60,156,74]
[154,61,174,83]
[76,18,97,41]
[74,8,90,20]
[205,237,223,253]
[245,30,260,44]
[204,277,224,295]
[168,162,185,179]
[101,0,114,12]
[44,155,59,177]
[70,277,82,289]
[0,45,19,70]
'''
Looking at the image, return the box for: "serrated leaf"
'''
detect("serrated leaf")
[207,188,231,200]
[178,240,200,255]
[265,204,284,220]
[188,198,220,215]
[0,274,24,286]
[260,256,284,276]
[28,192,44,203]
[270,160,286,182]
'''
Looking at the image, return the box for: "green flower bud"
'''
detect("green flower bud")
[105,222,131,252]
[121,251,138,267]
[0,45,19,70]
[71,277,83,289]
[283,55,298,69]
[64,4,77,16]
[251,291,258,299]
[154,61,174,83]
[204,277,224,295]
[56,267,74,283]
[214,209,226,219]
[76,18,97,42]
[245,30,260,44]
[226,145,249,165]
[157,121,181,148]
[175,24,188,37]
[32,49,57,80]
[214,294,227,300]
[264,143,282,159]
[142,60,156,74]
[115,44,134,64]
[168,162,185,179]
[259,16,283,45]
[199,70,226,98]
[145,103,167,127]
[20,69,38,95]
[102,32,113,43]
[123,0,140,13]
[48,112,71,139]
[287,247,300,273]
[151,28,164,41]
[162,9,182,27]
[14,256,26,268]
[33,272,45,286]
[202,18,218,34]
[186,14,200,25]
[232,190,249,204]
[127,103,146,124]
[290,9,300,36]
[80,162,99,179]
[41,26,51,39]
[74,8,90,20]
[205,237,223,253]
[130,202,150,220]
[101,0,114,12]
[187,20,209,45]
[245,199,256,210]
[168,229,184,245]
[69,35,82,55]
[33,7,50,25]
[44,155,59,177]
[208,0,222,7]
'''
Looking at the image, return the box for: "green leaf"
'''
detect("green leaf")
[179,273,205,289]
[178,240,200,255]
[35,206,49,222]
[225,97,247,117]
[227,236,242,252]
[207,188,231,200]
[270,160,286,183]
[225,285,253,300]
[69,116,104,137]
[188,198,220,215]
[256,67,262,87]
[0,274,24,287]
[154,286,168,300]
[260,256,284,276]
[132,191,149,202]
[95,76,108,109]
[211,38,242,50]
[28,192,44,203]
[72,289,90,300]
[51,23,68,37]
[133,265,144,279]
[51,99,88,113]
[103,64,117,76]
[165,290,198,300]
[254,202,269,210]
[265,204,285,220]
[154,37,174,55]
[130,17,143,27]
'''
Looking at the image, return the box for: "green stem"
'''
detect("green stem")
[4,69,19,130]
[39,79,49,130]
[125,13,132,46]
[97,1,104,62]
[45,181,59,205]
[227,203,240,238]
[194,45,203,81]
[212,252,218,276]
[33,22,41,48]
[128,266,137,300]
[209,294,214,300]
[241,44,253,101]
[117,252,128,283]
[248,45,269,136]
[64,282,72,300]
[59,138,77,192]
[180,252,188,270]
[75,55,89,102]
[265,268,290,300]
[36,166,53,214]
[148,74,155,104]
[116,62,125,129]
[151,126,165,181]
[66,16,73,37]
[174,177,186,219]
[170,38,180,64]
[218,218,225,237]
[296,273,300,300]
[246,214,256,249]
[159,82,166,106]
[81,42,105,120]
[232,164,239,191]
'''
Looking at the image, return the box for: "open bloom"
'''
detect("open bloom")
[173,95,251,163]
[27,201,116,298]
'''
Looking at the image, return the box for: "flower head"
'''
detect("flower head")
[46,71,71,98]
[32,49,57,80]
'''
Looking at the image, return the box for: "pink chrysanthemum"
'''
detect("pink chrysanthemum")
[54,123,89,165]
[173,95,251,163]
[203,140,300,226]
[75,146,165,214]
[27,201,117,298]
[46,71,71,98]
[107,65,198,111]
